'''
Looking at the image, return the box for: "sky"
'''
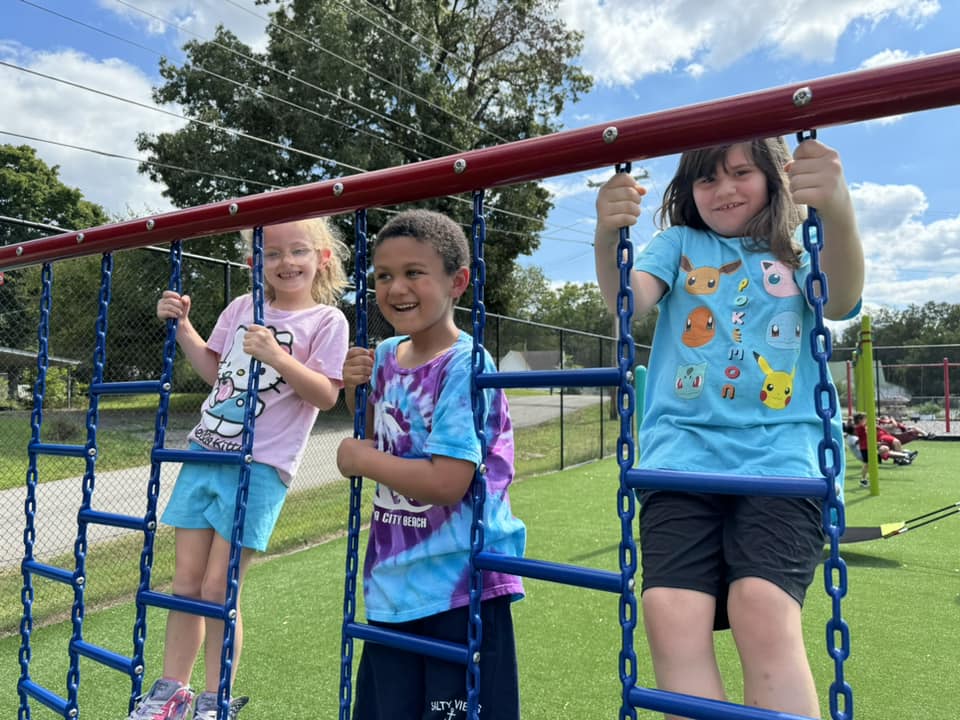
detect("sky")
[3,0,960,322]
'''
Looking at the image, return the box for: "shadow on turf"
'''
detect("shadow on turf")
[824,549,901,569]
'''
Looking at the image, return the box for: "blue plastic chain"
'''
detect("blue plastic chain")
[215,227,266,719]
[612,162,640,720]
[131,241,184,708]
[18,263,53,720]
[466,190,489,719]
[339,209,369,720]
[66,251,116,715]
[796,129,852,720]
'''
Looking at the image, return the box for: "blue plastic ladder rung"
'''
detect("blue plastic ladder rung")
[89,380,164,395]
[28,441,87,457]
[344,622,469,665]
[152,448,244,465]
[476,367,620,389]
[474,552,621,593]
[78,508,148,532]
[71,639,137,674]
[138,589,227,619]
[22,559,73,585]
[629,685,816,720]
[627,468,828,499]
[18,678,69,716]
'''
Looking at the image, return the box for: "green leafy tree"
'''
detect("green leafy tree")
[837,302,960,403]
[136,0,592,314]
[0,144,111,399]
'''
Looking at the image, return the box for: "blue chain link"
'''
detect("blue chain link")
[216,227,265,719]
[131,241,184,710]
[796,130,852,720]
[612,163,640,720]
[467,190,488,720]
[18,263,53,720]
[340,209,369,720]
[67,252,115,714]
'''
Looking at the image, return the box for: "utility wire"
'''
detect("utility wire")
[104,0,593,237]
[329,0,466,79]
[0,60,359,172]
[219,0,511,146]
[18,0,427,160]
[9,3,595,248]
[357,0,475,72]
[111,0,464,156]
[0,130,281,191]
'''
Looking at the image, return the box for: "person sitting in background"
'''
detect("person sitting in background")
[850,413,917,487]
[878,415,935,443]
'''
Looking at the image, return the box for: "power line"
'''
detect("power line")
[0,130,281,191]
[18,0,428,160]
[357,0,475,72]
[219,0,511,146]
[8,3,595,245]
[108,0,464,156]
[0,60,359,171]
[100,0,594,236]
[329,0,466,79]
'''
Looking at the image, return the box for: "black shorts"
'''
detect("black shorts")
[638,491,824,631]
[352,595,519,720]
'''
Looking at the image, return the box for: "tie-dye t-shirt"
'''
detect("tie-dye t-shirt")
[363,331,526,623]
[634,226,846,488]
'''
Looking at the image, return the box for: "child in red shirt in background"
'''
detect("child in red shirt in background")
[849,412,917,487]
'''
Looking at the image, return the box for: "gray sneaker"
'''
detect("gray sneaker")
[127,678,194,720]
[192,692,249,720]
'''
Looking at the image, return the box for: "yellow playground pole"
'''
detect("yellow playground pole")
[858,316,880,494]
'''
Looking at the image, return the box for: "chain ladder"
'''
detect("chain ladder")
[796,130,852,720]
[216,227,265,719]
[130,241,184,709]
[467,189,489,720]
[18,263,54,720]
[612,163,640,720]
[339,209,369,720]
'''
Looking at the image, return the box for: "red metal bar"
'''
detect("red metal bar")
[3,50,960,270]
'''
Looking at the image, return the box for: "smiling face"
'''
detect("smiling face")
[373,234,468,352]
[691,143,770,238]
[261,222,330,309]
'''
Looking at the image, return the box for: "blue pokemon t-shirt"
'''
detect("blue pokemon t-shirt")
[363,331,526,623]
[635,226,845,487]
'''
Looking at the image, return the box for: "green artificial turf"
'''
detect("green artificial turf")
[2,441,958,718]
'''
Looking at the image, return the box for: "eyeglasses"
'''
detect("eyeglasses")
[264,247,315,263]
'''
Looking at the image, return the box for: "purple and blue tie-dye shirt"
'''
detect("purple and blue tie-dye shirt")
[363,331,526,623]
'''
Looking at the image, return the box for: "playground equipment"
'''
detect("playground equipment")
[4,51,960,720]
[840,502,960,543]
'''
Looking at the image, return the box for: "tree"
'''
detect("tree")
[0,145,112,400]
[836,302,960,403]
[136,0,592,313]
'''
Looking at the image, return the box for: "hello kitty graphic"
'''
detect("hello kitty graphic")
[202,325,292,437]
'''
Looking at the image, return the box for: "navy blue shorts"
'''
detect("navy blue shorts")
[638,491,824,630]
[352,595,519,720]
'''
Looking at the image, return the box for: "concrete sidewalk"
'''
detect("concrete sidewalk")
[1,393,601,570]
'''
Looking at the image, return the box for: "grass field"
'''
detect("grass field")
[2,442,958,718]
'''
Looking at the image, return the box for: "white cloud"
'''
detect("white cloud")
[558,0,940,86]
[849,181,960,307]
[2,45,185,216]
[99,0,270,53]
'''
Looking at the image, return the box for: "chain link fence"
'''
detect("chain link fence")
[0,246,632,635]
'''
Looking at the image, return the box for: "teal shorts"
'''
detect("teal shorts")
[161,443,287,551]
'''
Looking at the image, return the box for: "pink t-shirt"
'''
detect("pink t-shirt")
[187,294,348,485]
